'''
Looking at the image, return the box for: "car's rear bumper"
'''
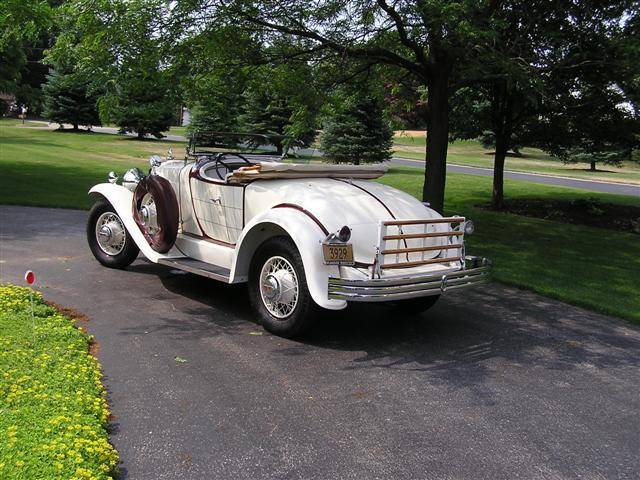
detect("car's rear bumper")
[328,256,491,302]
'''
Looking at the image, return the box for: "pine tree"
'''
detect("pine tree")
[320,95,393,164]
[105,69,175,139]
[42,70,101,130]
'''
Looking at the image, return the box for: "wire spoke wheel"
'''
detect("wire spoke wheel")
[259,256,300,319]
[139,193,159,236]
[95,212,126,256]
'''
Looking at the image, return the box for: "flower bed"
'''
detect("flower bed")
[0,285,118,479]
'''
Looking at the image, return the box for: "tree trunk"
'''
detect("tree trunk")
[422,69,450,214]
[138,131,145,139]
[492,133,508,210]
[73,123,79,131]
[590,160,596,171]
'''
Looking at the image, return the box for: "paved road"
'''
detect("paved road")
[1,205,639,480]
[87,126,640,197]
[392,157,640,197]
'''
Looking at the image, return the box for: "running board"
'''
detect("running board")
[158,258,231,283]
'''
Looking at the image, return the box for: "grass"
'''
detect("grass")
[378,166,640,323]
[0,285,118,479]
[0,120,184,209]
[1,120,639,322]
[392,134,640,185]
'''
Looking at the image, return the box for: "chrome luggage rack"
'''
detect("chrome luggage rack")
[373,217,468,278]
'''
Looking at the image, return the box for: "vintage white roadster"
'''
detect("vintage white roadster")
[87,133,491,337]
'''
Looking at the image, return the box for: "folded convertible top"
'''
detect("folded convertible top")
[227,161,389,183]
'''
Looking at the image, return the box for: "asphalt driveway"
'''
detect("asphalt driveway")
[1,205,639,480]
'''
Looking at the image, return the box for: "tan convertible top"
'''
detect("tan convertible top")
[226,161,389,183]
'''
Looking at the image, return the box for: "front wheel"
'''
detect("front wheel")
[87,200,139,269]
[249,236,318,338]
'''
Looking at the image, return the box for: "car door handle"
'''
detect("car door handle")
[211,197,222,204]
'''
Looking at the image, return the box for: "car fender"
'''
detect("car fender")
[89,183,168,263]
[231,208,347,310]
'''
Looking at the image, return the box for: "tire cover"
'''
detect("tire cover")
[132,175,179,253]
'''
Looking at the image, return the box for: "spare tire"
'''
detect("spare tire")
[132,175,179,253]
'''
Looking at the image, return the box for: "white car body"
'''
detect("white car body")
[89,154,490,312]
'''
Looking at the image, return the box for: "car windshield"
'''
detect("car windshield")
[188,132,305,160]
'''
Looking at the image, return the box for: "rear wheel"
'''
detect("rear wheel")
[249,236,318,338]
[87,200,139,269]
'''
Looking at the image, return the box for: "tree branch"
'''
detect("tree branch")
[376,0,428,68]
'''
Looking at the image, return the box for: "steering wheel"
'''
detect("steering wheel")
[214,153,252,180]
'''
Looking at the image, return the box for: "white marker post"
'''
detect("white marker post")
[24,271,35,343]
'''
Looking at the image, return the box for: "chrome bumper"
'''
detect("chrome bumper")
[328,256,491,302]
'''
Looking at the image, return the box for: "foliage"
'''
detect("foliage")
[320,93,393,164]
[0,0,52,93]
[0,284,118,479]
[535,81,639,171]
[102,69,176,139]
[238,61,319,154]
[447,0,638,209]
[48,0,178,138]
[42,69,101,129]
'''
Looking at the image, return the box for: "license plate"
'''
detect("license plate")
[322,243,354,265]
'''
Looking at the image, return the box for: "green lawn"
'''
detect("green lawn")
[0,120,184,209]
[0,285,118,479]
[378,167,640,323]
[1,120,638,322]
[392,134,640,185]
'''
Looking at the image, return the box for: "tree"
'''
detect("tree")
[238,61,319,154]
[42,69,101,129]
[320,93,393,164]
[449,0,638,209]
[173,0,509,213]
[536,81,639,172]
[102,69,175,139]
[0,0,52,93]
[47,0,178,138]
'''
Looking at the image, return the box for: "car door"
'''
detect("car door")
[190,177,244,245]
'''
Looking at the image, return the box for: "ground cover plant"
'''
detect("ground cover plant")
[0,285,118,479]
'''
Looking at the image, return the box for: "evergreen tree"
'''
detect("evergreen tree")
[104,68,175,139]
[237,61,319,154]
[42,69,101,130]
[320,95,393,164]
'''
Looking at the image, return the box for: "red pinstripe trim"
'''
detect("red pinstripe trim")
[272,203,329,235]
[333,178,396,219]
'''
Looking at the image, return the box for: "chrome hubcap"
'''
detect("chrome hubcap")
[139,193,158,234]
[259,256,299,319]
[95,212,126,255]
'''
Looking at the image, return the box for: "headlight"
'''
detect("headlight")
[122,167,145,192]
[464,219,475,235]
[149,155,162,168]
